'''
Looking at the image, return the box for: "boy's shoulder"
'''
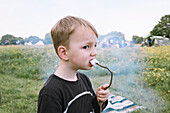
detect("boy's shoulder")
[39,72,93,100]
[43,72,89,87]
[40,74,61,94]
[77,72,90,81]
[77,72,92,87]
[42,72,91,90]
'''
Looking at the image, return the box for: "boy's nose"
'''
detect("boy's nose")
[91,48,97,56]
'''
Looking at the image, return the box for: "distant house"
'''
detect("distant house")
[25,42,32,45]
[34,40,44,45]
[143,36,170,47]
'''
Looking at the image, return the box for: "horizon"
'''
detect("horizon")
[0,30,131,41]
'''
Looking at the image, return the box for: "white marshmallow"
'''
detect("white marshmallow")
[90,59,99,66]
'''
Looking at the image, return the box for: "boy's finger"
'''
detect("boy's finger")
[98,93,108,98]
[97,89,109,95]
[101,84,109,89]
[97,97,108,102]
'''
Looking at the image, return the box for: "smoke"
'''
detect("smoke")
[38,45,59,81]
[88,46,167,112]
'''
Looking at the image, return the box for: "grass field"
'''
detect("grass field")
[0,45,169,113]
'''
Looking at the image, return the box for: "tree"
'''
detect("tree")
[132,35,143,44]
[44,33,52,44]
[0,34,24,45]
[150,14,170,38]
[25,36,41,44]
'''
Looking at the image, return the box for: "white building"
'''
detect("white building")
[25,42,32,45]
[34,40,44,45]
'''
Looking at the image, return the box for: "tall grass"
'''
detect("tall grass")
[0,45,59,79]
[0,45,169,113]
[0,45,42,79]
[140,46,170,102]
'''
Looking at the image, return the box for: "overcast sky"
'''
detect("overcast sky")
[0,0,169,40]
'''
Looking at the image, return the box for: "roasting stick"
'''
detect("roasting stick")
[95,63,113,90]
[90,59,113,113]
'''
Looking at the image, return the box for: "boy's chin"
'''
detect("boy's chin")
[80,67,92,70]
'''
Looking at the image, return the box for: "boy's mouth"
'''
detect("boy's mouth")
[89,59,96,67]
[89,61,93,67]
[89,59,99,66]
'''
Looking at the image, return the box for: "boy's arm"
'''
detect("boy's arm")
[92,94,108,112]
[95,84,109,112]
[79,73,109,112]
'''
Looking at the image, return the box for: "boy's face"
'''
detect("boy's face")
[67,26,98,70]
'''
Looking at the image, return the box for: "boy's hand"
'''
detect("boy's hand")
[96,84,109,104]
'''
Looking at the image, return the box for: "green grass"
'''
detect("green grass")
[0,45,59,79]
[0,45,169,113]
[0,74,43,113]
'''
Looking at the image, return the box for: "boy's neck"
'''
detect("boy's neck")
[54,61,78,81]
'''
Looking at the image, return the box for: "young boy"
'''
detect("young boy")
[37,16,109,113]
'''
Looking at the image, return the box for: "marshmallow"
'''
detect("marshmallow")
[90,59,99,66]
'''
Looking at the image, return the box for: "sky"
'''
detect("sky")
[0,0,169,40]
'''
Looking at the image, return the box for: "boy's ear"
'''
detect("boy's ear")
[58,46,69,60]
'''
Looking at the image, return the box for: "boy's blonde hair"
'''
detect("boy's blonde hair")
[51,16,98,56]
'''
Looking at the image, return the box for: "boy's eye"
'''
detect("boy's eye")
[83,45,89,49]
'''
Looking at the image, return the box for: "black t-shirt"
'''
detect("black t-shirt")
[37,72,107,113]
